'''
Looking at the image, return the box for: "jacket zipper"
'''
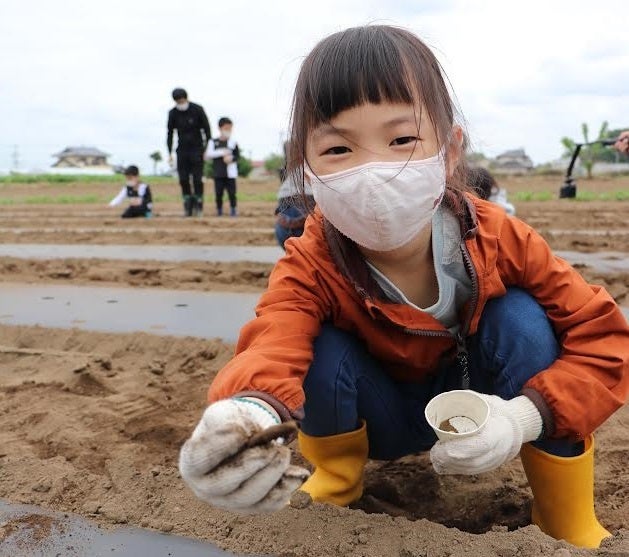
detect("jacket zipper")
[400,239,480,390]
[456,240,480,389]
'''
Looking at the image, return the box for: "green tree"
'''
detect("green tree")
[466,152,488,164]
[149,150,162,175]
[264,153,284,175]
[237,156,253,178]
[205,156,253,178]
[204,159,214,178]
[561,121,608,179]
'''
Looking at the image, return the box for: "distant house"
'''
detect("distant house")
[491,148,534,175]
[249,160,273,180]
[52,146,111,169]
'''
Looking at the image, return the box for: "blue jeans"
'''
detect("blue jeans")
[275,206,306,249]
[301,288,582,458]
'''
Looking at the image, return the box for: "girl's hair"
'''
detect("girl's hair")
[287,25,469,199]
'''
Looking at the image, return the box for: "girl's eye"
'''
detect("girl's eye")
[390,136,420,146]
[323,146,351,155]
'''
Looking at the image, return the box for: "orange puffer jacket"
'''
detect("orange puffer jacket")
[209,192,629,441]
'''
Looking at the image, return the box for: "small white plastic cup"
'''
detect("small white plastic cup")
[425,390,490,441]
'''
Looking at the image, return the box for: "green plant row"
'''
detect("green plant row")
[0,189,626,205]
[0,174,176,185]
[0,191,280,205]
[514,190,629,202]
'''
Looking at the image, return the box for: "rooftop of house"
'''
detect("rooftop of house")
[53,146,110,158]
[496,148,529,159]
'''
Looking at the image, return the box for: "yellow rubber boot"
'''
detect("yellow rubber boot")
[297,422,368,506]
[520,435,611,548]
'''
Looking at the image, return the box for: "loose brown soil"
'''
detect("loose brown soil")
[0,175,628,556]
[0,325,627,556]
[0,175,627,251]
[0,257,271,292]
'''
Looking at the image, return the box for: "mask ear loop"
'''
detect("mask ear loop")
[303,162,314,180]
[303,162,324,189]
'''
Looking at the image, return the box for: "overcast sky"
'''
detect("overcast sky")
[2,0,628,173]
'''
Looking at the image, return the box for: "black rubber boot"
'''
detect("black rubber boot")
[194,195,204,217]
[183,196,194,217]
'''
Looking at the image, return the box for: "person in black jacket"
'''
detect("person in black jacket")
[204,117,240,216]
[167,88,212,217]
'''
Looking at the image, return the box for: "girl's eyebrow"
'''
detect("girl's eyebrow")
[383,115,420,128]
[312,124,348,139]
[313,115,421,140]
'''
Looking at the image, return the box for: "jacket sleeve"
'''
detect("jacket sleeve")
[108,187,127,207]
[199,106,212,147]
[208,219,334,418]
[204,140,230,160]
[167,111,175,154]
[495,216,629,440]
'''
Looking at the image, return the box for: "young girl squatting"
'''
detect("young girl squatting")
[179,26,629,549]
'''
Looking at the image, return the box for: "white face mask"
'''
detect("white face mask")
[307,153,446,251]
[221,130,231,139]
[175,102,190,111]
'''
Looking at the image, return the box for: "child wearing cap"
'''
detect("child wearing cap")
[108,165,153,218]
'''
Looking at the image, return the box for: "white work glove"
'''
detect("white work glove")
[430,393,542,475]
[179,398,309,513]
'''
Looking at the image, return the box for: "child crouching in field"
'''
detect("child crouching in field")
[108,165,153,218]
[469,166,516,215]
[178,25,629,549]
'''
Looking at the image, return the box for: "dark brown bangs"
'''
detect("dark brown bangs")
[303,26,416,126]
[287,25,468,203]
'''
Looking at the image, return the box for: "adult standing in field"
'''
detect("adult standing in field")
[167,88,212,217]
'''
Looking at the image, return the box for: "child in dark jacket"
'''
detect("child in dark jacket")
[204,117,240,216]
[108,165,153,218]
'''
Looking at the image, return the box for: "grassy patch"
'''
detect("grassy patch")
[0,174,175,185]
[571,190,629,201]
[513,191,554,201]
[0,195,105,205]
[0,192,278,205]
[594,190,629,201]
[238,192,279,202]
[514,190,629,202]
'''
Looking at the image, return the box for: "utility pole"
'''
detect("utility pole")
[11,145,19,171]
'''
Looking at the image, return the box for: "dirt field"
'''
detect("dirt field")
[1,176,627,304]
[0,175,628,556]
[0,175,627,251]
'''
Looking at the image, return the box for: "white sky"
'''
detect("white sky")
[2,0,628,172]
